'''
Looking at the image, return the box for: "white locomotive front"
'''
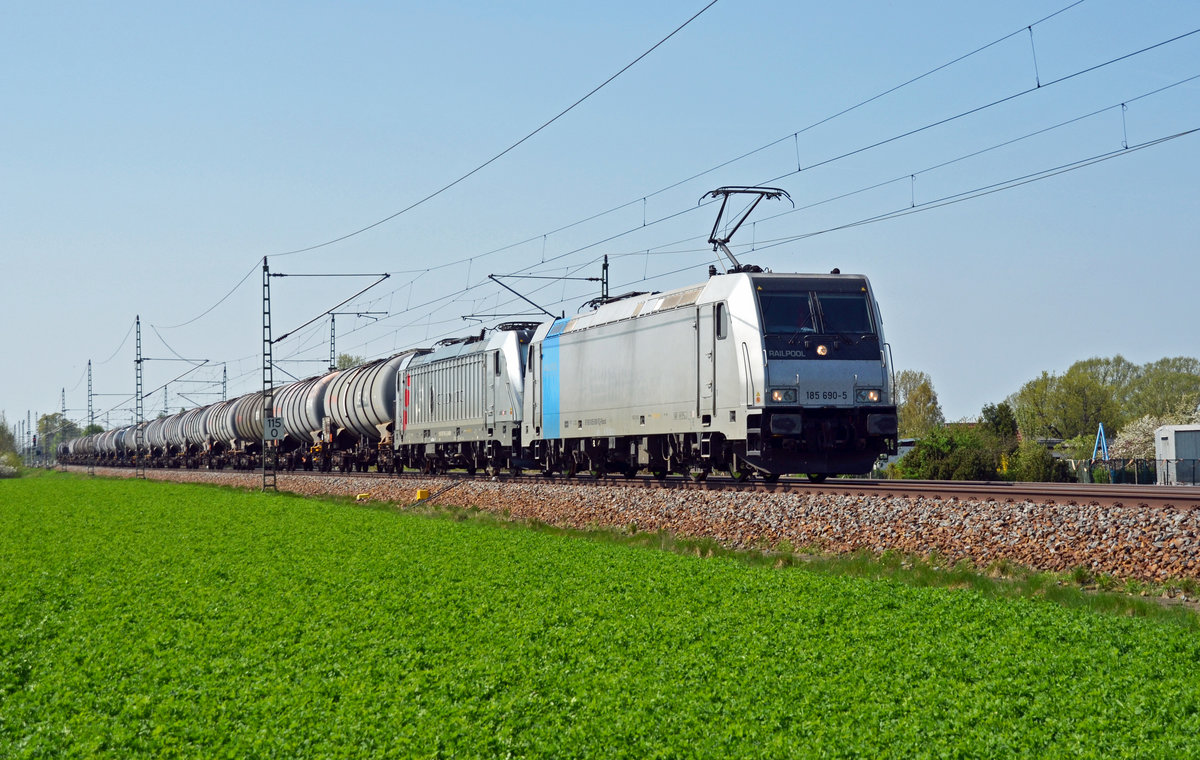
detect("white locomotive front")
[522,270,898,479]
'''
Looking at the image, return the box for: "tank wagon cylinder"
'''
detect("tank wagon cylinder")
[326,353,420,441]
[162,412,188,450]
[144,416,170,453]
[75,434,97,456]
[204,399,238,447]
[181,406,210,449]
[120,423,146,453]
[97,429,119,455]
[166,408,194,451]
[275,374,337,445]
[232,391,266,443]
[115,425,136,453]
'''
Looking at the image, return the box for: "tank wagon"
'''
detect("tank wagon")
[325,351,427,472]
[273,374,336,470]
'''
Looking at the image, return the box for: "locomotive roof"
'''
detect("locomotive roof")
[409,325,532,365]
[541,270,873,338]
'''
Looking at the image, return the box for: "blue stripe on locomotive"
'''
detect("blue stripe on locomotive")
[541,319,567,439]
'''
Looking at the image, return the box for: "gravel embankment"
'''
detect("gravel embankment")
[80,467,1199,581]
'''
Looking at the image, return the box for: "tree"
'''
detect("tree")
[1124,357,1200,418]
[335,353,366,370]
[1050,364,1123,440]
[1110,397,1200,460]
[979,402,1018,452]
[0,413,16,455]
[895,369,944,439]
[1109,415,1164,460]
[37,413,81,459]
[1009,371,1057,440]
[1009,355,1200,444]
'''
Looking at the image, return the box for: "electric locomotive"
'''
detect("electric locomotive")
[520,269,898,480]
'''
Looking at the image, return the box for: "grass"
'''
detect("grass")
[407,496,1200,630]
[3,471,1200,757]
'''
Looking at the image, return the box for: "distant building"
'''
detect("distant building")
[1155,424,1200,486]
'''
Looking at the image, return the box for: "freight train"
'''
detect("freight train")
[60,269,898,481]
[62,188,899,480]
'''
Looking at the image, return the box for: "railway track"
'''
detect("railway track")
[128,465,1200,510]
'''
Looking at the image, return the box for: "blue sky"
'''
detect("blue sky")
[3,0,1198,433]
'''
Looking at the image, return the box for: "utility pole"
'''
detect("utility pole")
[262,258,277,492]
[264,264,389,486]
[329,311,385,371]
[59,387,66,468]
[135,316,145,479]
[87,360,95,476]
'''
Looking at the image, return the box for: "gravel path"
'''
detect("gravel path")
[78,467,1199,581]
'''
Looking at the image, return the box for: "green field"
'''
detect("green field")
[3,472,1199,758]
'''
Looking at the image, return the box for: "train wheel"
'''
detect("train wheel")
[806,473,828,483]
[651,469,667,480]
[622,466,637,479]
[762,473,781,483]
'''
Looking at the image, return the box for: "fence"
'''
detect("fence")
[1072,459,1200,485]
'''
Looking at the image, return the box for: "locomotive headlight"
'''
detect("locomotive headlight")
[816,344,829,356]
[770,389,797,403]
[855,388,882,403]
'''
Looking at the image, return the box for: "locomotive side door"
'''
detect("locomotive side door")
[485,351,497,430]
[530,344,541,436]
[697,305,715,420]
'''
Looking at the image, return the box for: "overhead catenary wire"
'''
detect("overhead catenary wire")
[747,128,1200,252]
[354,0,1096,287]
[209,102,1200,399]
[144,0,1138,353]
[269,0,722,259]
[311,20,1200,337]
[76,4,1200,410]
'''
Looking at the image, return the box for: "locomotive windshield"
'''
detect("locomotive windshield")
[815,292,873,334]
[754,276,880,360]
[760,293,817,334]
[756,285,875,336]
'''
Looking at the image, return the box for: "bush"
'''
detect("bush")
[889,427,997,480]
[0,451,22,478]
[1009,440,1070,482]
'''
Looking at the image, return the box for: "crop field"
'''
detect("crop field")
[3,472,1200,758]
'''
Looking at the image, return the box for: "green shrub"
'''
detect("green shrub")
[1009,440,1070,482]
[0,452,20,478]
[890,427,997,480]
